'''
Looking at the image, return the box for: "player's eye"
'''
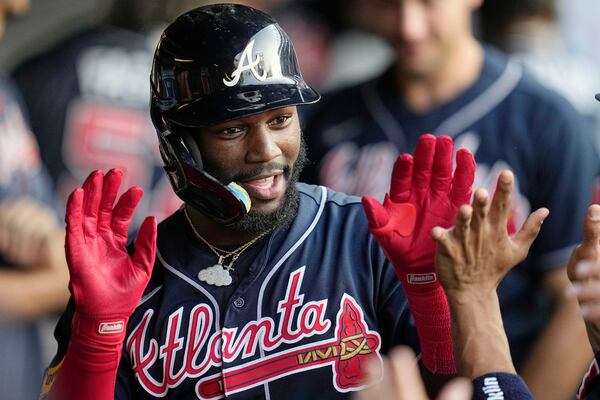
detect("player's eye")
[217,126,246,138]
[268,114,292,128]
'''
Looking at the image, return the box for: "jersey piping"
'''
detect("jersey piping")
[360,60,523,144]
[138,286,163,307]
[159,253,222,332]
[434,61,523,135]
[257,185,328,399]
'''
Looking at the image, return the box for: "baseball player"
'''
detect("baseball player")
[38,4,546,400]
[303,0,600,397]
[38,6,461,399]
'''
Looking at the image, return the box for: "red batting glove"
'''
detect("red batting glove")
[47,169,157,400]
[362,134,475,374]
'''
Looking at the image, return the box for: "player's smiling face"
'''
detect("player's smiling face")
[195,105,305,233]
[362,0,481,77]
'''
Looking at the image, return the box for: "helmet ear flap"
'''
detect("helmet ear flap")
[179,131,204,170]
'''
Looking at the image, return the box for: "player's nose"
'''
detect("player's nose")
[245,125,283,164]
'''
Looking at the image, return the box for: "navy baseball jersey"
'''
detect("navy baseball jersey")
[304,46,600,366]
[46,183,419,399]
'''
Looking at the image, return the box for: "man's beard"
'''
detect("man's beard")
[208,140,308,235]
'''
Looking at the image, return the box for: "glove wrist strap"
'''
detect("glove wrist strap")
[72,311,128,347]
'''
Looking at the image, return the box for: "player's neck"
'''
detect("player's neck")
[185,205,264,247]
[396,39,483,113]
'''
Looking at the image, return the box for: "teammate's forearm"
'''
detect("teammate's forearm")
[0,266,69,319]
[447,291,515,378]
[520,296,592,400]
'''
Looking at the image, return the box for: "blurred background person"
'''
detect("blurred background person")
[0,0,70,398]
[479,0,600,148]
[302,0,598,398]
[12,0,181,228]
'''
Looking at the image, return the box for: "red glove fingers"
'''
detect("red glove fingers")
[430,136,453,198]
[451,149,477,207]
[111,186,144,247]
[97,169,123,232]
[411,134,436,202]
[389,154,414,203]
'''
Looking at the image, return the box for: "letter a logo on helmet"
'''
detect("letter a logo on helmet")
[223,40,268,87]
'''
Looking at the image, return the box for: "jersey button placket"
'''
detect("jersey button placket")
[233,297,245,308]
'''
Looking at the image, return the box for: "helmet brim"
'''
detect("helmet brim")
[163,83,320,127]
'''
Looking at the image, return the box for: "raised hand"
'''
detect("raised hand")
[431,170,548,379]
[66,169,156,335]
[361,134,476,374]
[432,170,548,296]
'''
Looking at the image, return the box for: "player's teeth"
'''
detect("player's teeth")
[249,176,274,187]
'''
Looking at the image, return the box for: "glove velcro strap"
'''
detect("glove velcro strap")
[405,283,456,374]
[72,312,128,347]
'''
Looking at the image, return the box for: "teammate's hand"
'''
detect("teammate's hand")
[355,346,472,400]
[0,197,63,268]
[66,169,156,339]
[362,134,475,282]
[566,204,600,353]
[431,170,548,297]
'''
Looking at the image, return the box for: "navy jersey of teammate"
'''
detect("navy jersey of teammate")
[304,46,600,365]
[13,27,181,225]
[48,184,418,399]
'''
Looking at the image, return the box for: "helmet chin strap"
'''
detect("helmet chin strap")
[179,130,252,214]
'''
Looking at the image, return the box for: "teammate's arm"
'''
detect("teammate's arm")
[519,265,592,399]
[432,170,545,382]
[42,169,156,400]
[565,204,600,399]
[0,198,69,317]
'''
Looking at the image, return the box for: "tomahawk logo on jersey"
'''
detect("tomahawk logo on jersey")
[45,184,417,399]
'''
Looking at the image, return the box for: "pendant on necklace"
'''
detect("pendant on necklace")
[198,256,233,286]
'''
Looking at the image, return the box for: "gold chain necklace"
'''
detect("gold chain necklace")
[183,206,271,286]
